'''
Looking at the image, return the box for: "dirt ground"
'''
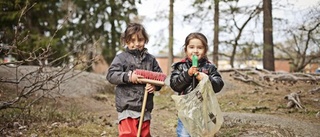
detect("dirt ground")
[1,66,320,137]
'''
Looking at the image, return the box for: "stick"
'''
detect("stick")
[192,76,196,90]
[138,78,165,86]
[136,75,165,136]
[137,87,148,137]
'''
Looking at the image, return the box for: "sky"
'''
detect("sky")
[136,0,319,55]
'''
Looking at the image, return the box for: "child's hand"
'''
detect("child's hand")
[130,71,144,84]
[146,83,156,93]
[196,72,205,81]
[188,66,199,76]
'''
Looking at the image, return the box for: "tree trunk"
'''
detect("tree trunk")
[263,0,275,71]
[168,0,174,75]
[213,0,219,68]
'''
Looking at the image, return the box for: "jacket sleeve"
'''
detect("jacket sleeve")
[106,55,130,85]
[208,65,224,93]
[170,63,193,94]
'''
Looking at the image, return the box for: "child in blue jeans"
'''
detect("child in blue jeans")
[170,32,224,136]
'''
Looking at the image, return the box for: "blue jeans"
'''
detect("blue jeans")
[176,119,190,137]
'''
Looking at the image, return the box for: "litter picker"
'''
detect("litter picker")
[192,54,198,89]
[134,69,166,137]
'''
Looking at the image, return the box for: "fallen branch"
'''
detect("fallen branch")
[230,69,267,87]
[284,92,304,109]
[309,87,320,94]
[220,68,320,86]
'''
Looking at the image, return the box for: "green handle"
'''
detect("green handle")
[192,54,198,67]
[192,54,198,89]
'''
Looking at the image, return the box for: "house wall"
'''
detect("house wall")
[274,60,290,72]
[304,63,320,73]
[156,57,184,75]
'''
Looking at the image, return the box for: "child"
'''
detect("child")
[170,32,224,137]
[106,23,163,137]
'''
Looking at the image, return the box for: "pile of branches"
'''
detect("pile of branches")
[220,68,320,110]
[220,68,320,87]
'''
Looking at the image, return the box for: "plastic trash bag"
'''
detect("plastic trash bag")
[171,75,223,137]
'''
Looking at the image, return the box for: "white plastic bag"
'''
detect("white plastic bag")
[171,75,223,137]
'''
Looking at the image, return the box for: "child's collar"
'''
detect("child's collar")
[126,47,148,56]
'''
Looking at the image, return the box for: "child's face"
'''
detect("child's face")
[186,38,206,60]
[126,34,146,51]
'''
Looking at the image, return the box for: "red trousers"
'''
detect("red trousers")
[118,118,151,137]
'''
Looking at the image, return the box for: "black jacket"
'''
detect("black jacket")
[106,48,162,113]
[170,58,224,95]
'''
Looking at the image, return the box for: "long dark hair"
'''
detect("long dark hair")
[183,32,209,57]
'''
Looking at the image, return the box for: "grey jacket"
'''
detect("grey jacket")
[106,48,163,113]
[170,58,224,95]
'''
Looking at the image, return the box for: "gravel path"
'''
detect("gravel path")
[223,112,320,137]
